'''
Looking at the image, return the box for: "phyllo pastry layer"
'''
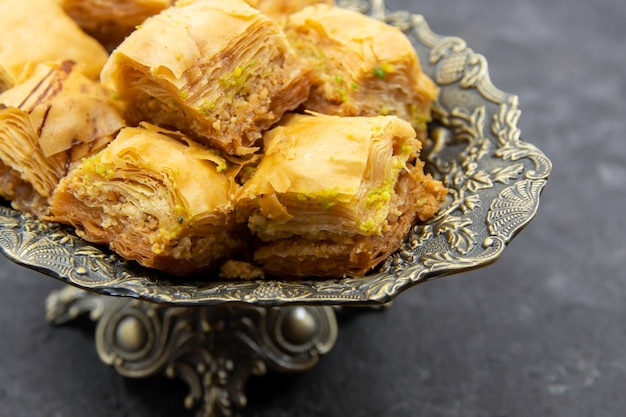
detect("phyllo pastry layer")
[60,0,174,51]
[0,0,109,84]
[0,61,125,218]
[101,0,312,156]
[244,0,334,24]
[48,124,246,276]
[285,4,438,133]
[236,113,447,277]
[0,67,14,93]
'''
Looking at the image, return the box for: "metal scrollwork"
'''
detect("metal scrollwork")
[46,286,337,417]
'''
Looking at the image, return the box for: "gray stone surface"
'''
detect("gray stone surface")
[1,0,625,416]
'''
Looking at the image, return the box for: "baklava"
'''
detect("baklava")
[48,124,246,276]
[59,0,174,51]
[101,0,312,156]
[285,4,438,135]
[236,113,447,277]
[0,61,125,218]
[0,0,109,84]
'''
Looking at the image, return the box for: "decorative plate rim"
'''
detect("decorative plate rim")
[0,0,551,306]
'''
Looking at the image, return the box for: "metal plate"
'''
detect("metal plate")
[0,0,551,306]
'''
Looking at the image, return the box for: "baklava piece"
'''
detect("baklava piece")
[236,113,447,277]
[285,4,438,134]
[48,124,246,276]
[101,0,312,156]
[0,61,125,218]
[59,0,174,51]
[0,0,109,84]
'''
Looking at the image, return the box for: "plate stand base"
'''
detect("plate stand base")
[45,286,338,417]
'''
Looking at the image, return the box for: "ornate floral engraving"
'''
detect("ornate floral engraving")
[487,180,546,241]
[47,286,337,417]
[0,0,551,306]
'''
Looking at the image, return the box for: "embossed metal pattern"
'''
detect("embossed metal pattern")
[0,0,551,306]
[46,286,338,416]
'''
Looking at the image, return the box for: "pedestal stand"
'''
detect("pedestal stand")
[46,286,338,417]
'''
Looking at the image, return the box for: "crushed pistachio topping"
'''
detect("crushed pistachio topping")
[392,156,407,170]
[381,63,395,73]
[409,103,432,131]
[81,156,115,180]
[366,178,395,206]
[316,187,341,210]
[199,99,216,116]
[318,200,336,210]
[218,61,257,90]
[215,160,227,173]
[358,218,380,234]
[373,63,395,80]
[366,188,392,205]
[331,74,351,102]
[291,187,341,210]
[400,143,414,154]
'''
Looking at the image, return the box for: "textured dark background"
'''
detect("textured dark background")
[1,0,625,416]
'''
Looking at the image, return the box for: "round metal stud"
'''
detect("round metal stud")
[115,315,148,353]
[280,307,318,346]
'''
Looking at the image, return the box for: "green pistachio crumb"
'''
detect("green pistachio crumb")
[338,89,349,102]
[319,200,335,210]
[216,162,227,173]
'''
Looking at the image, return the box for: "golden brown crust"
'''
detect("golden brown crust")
[0,62,124,218]
[236,113,422,239]
[253,164,447,277]
[101,0,312,156]
[285,5,438,132]
[48,125,247,276]
[219,259,265,280]
[59,0,174,51]
[0,0,109,83]
[236,112,447,277]
[0,67,13,94]
[0,162,49,218]
[244,0,334,24]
